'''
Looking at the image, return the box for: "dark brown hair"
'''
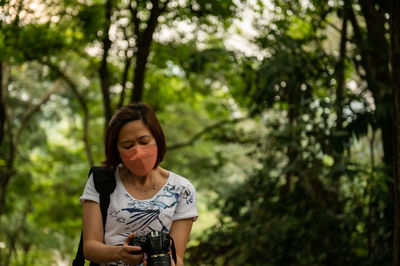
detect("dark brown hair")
[102,102,166,170]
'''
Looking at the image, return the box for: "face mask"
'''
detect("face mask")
[120,145,158,176]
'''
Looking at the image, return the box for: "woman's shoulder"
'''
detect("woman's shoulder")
[167,171,196,190]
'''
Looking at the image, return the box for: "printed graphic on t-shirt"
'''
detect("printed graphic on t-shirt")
[108,182,194,238]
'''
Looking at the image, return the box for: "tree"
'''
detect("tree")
[187,0,395,264]
[87,0,238,125]
[390,0,400,263]
[0,0,96,217]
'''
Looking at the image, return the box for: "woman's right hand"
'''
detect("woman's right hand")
[119,233,144,265]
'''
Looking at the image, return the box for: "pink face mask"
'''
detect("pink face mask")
[120,145,158,176]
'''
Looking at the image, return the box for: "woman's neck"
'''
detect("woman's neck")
[119,166,170,199]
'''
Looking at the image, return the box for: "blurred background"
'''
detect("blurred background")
[1,0,400,265]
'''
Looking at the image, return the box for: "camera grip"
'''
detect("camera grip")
[129,237,145,255]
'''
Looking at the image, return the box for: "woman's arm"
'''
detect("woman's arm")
[169,218,195,266]
[82,200,143,264]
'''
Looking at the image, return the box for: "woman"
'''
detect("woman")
[80,103,198,266]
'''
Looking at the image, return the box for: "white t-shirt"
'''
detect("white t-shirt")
[80,168,198,249]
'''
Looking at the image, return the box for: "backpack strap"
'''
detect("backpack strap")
[72,166,116,266]
[91,166,116,226]
[72,232,85,266]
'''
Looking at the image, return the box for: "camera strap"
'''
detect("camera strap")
[170,235,177,265]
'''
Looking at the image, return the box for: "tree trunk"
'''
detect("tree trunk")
[335,9,347,140]
[130,0,168,103]
[0,61,9,146]
[390,0,400,263]
[282,86,299,194]
[332,7,348,183]
[367,129,377,257]
[0,62,5,145]
[0,61,12,217]
[360,0,393,168]
[0,90,15,217]
[0,167,14,218]
[349,3,395,257]
[132,44,151,102]
[119,52,133,108]
[99,0,113,126]
[349,2,393,168]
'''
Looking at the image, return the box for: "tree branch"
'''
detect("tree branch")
[13,0,25,27]
[119,25,134,108]
[128,1,141,43]
[168,117,247,150]
[0,61,10,146]
[0,77,60,218]
[14,80,61,147]
[348,2,371,80]
[326,21,352,43]
[39,60,94,167]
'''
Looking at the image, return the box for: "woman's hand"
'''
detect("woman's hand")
[119,233,144,265]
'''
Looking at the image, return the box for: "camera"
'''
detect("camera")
[129,231,173,266]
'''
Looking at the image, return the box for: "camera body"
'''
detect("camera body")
[129,231,172,266]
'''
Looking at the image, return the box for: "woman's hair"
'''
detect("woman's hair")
[102,102,166,170]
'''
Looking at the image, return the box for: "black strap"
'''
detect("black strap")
[91,167,116,225]
[73,167,116,266]
[72,232,84,266]
[170,235,177,265]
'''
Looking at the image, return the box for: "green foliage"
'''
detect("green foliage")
[77,3,106,42]
[187,115,390,265]
[186,0,394,265]
[166,0,237,27]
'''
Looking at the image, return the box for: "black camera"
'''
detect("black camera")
[129,231,174,266]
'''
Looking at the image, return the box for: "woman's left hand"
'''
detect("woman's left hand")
[120,233,144,265]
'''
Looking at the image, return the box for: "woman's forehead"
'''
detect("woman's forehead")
[118,120,153,140]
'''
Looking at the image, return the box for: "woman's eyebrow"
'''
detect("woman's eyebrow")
[138,135,151,140]
[120,139,133,144]
[120,135,150,144]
